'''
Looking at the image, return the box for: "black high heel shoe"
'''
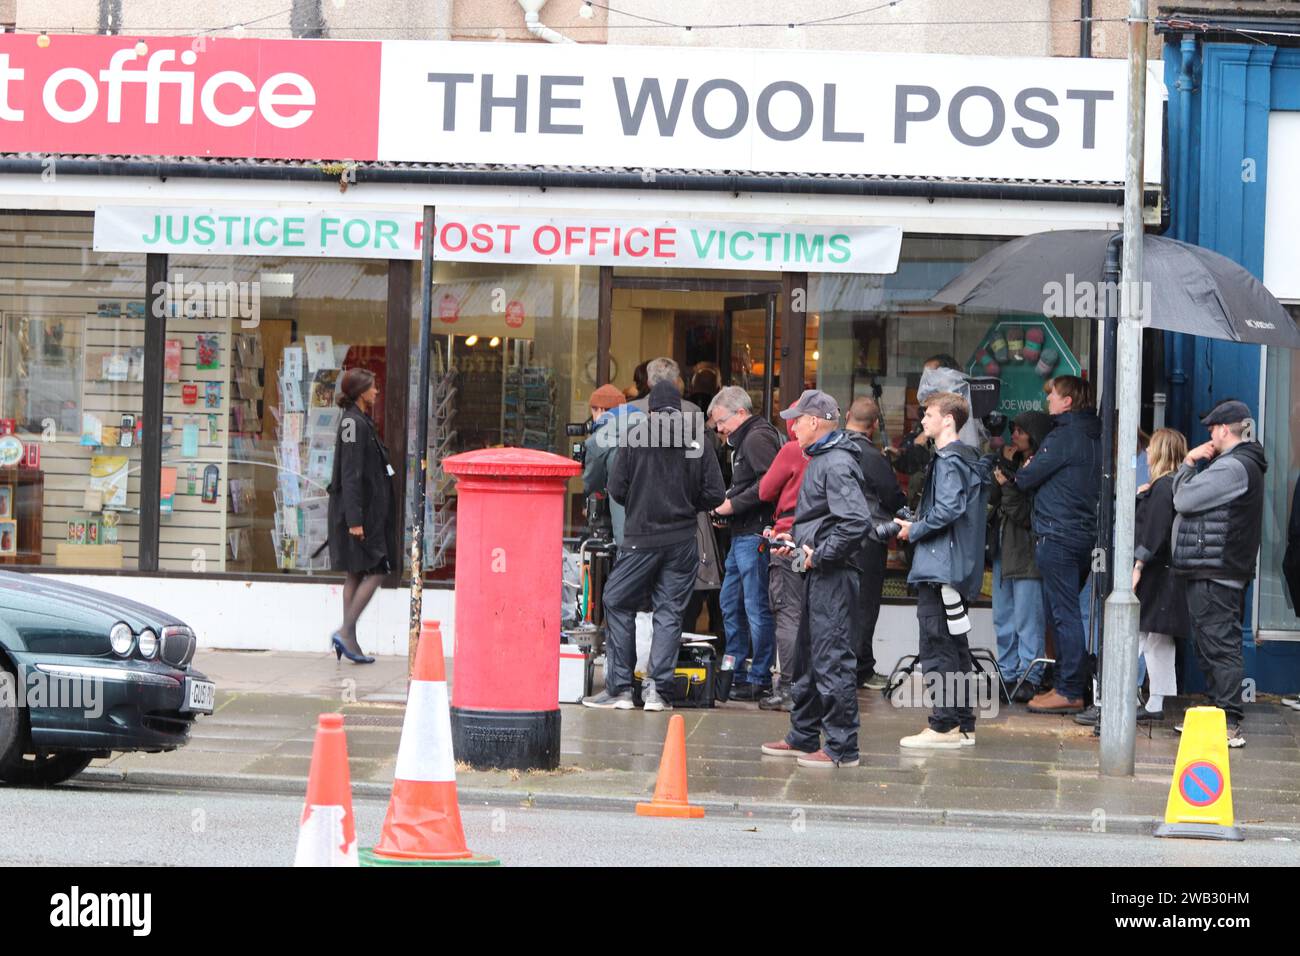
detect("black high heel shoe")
[331,634,375,664]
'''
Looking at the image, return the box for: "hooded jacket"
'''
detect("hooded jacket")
[582,403,647,545]
[758,415,808,537]
[1014,409,1102,544]
[792,429,890,570]
[1171,440,1268,582]
[844,430,907,516]
[723,413,782,536]
[907,440,992,601]
[608,381,726,551]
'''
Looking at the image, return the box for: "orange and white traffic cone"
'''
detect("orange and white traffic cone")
[636,713,705,819]
[360,621,498,866]
[293,713,358,867]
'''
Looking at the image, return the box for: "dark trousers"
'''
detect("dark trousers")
[1186,579,1246,724]
[855,541,888,681]
[768,559,803,692]
[916,583,976,733]
[1035,536,1092,700]
[784,564,860,762]
[603,540,699,700]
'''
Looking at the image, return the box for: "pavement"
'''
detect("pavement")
[81,649,1300,839]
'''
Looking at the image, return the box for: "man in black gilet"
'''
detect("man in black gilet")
[1171,399,1268,749]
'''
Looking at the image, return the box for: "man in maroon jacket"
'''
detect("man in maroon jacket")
[756,403,810,710]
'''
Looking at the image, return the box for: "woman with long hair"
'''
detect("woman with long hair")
[326,367,397,663]
[1132,427,1192,719]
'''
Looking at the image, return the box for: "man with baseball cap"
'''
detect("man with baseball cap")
[1171,398,1268,748]
[760,390,894,768]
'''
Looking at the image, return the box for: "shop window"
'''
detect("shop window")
[1258,320,1300,633]
[160,254,389,575]
[810,235,1095,600]
[410,261,598,581]
[0,214,146,570]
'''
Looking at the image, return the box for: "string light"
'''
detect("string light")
[465,335,479,347]
[579,2,594,20]
[36,31,50,48]
[489,336,501,347]
[134,40,148,55]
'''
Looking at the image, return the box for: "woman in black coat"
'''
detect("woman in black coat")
[1132,427,1191,719]
[327,367,397,663]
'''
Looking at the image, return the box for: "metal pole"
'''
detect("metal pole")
[1100,1,1147,776]
[409,205,436,676]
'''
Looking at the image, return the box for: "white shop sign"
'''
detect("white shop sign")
[378,43,1164,183]
[93,206,903,274]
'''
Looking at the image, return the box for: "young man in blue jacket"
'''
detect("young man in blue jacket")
[895,391,992,749]
[1013,375,1102,715]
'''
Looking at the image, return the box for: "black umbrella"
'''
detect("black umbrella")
[933,229,1300,350]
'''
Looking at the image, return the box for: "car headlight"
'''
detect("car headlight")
[137,628,159,659]
[109,622,135,657]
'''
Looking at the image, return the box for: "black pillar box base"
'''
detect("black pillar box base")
[450,707,561,771]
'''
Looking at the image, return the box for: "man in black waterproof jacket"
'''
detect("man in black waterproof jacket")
[583,379,725,713]
[1014,375,1102,715]
[760,390,895,769]
[895,391,992,749]
[844,396,907,689]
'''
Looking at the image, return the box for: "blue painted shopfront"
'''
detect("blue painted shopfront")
[1163,35,1300,692]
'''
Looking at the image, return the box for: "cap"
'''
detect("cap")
[779,389,839,421]
[1200,399,1251,427]
[589,384,626,410]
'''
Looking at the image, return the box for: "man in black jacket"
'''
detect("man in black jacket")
[707,385,783,699]
[1171,399,1268,748]
[844,396,907,689]
[760,390,894,769]
[583,379,726,712]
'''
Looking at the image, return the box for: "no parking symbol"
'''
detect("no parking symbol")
[1178,761,1225,808]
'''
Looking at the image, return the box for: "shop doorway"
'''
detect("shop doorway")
[609,272,784,421]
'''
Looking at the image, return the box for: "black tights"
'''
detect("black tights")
[341,571,384,650]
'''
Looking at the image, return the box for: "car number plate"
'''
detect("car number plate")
[183,679,216,714]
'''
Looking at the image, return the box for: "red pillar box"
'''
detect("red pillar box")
[441,448,581,770]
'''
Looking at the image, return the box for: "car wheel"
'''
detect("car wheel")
[0,666,21,769]
[0,751,95,786]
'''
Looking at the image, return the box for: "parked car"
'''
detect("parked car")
[0,572,214,786]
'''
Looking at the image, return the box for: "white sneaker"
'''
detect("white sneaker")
[960,731,976,747]
[1281,694,1300,711]
[1227,725,1246,749]
[899,727,963,750]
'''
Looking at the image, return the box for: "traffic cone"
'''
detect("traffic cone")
[359,621,499,866]
[636,714,705,819]
[1153,706,1244,842]
[293,713,358,867]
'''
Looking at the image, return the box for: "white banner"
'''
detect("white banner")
[379,43,1164,184]
[94,206,903,274]
[93,206,423,259]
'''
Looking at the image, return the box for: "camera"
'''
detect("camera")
[873,505,916,541]
[566,421,590,464]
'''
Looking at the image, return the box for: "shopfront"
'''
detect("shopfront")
[1163,25,1300,692]
[0,32,1160,656]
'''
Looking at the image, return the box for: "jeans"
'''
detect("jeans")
[916,583,976,733]
[1186,579,1246,724]
[785,564,860,762]
[992,557,1046,686]
[1035,536,1092,700]
[720,533,775,687]
[602,539,700,700]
